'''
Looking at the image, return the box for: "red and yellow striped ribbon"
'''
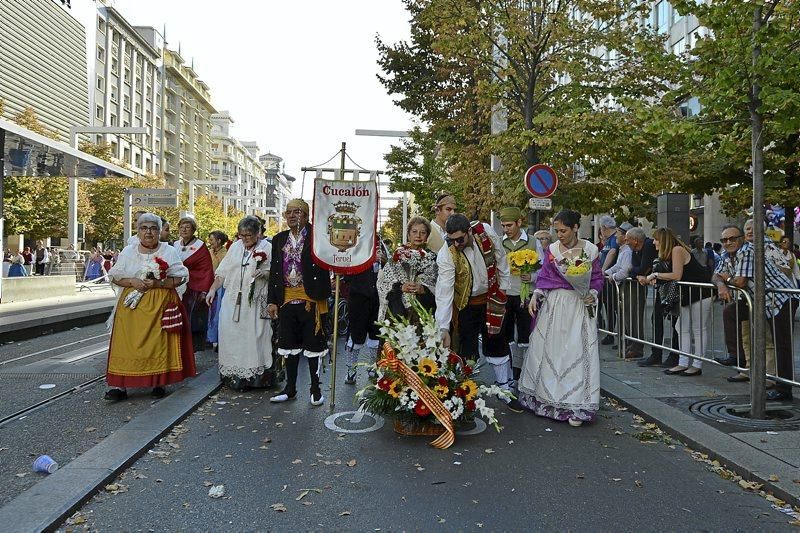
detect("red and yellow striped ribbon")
[378,342,455,449]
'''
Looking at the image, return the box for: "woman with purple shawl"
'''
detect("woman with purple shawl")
[517,210,604,427]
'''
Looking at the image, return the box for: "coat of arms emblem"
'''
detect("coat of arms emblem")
[327,201,362,252]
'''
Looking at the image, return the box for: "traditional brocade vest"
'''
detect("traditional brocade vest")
[449,222,507,335]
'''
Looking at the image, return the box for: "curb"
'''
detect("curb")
[600,371,800,507]
[0,367,221,532]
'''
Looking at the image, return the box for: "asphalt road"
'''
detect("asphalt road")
[0,324,217,507]
[64,355,796,532]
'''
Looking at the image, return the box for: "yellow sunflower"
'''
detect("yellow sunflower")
[461,379,479,401]
[418,357,439,378]
[434,384,449,398]
[388,379,404,398]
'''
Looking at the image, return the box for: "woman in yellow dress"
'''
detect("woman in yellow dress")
[104,213,196,401]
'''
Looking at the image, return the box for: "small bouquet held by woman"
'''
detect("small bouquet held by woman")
[506,248,541,302]
[247,250,269,306]
[557,251,595,318]
[358,301,508,449]
[123,256,169,309]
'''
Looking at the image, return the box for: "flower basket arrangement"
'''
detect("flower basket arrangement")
[358,301,508,449]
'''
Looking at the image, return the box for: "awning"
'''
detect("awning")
[0,118,135,179]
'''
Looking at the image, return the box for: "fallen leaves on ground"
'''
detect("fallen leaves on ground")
[347,459,357,467]
[84,427,97,433]
[484,448,495,454]
[292,459,302,464]
[339,511,351,517]
[104,483,128,495]
[768,474,780,482]
[271,503,288,512]
[65,512,87,526]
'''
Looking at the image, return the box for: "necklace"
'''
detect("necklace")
[181,237,196,252]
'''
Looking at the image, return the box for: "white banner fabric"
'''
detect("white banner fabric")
[311,179,379,275]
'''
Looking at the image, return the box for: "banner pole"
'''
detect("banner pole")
[329,273,341,412]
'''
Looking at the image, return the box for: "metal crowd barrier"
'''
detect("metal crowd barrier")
[605,279,799,389]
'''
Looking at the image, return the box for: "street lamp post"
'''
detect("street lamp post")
[354,129,411,243]
[69,126,146,249]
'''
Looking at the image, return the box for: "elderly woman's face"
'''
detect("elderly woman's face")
[408,223,429,248]
[179,222,195,240]
[138,221,160,247]
[239,227,259,249]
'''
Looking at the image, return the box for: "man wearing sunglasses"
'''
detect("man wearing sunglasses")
[435,214,518,409]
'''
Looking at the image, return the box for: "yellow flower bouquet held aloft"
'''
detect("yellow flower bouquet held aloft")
[357,300,508,448]
[505,248,541,302]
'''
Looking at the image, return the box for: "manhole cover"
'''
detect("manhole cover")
[689,399,800,431]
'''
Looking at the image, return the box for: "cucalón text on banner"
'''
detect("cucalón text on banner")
[311,179,379,275]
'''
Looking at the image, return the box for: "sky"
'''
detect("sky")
[83,0,415,202]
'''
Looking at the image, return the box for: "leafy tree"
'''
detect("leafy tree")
[378,0,686,219]
[670,0,800,215]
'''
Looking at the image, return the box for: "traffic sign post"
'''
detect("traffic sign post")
[124,188,180,241]
[524,164,558,232]
[524,164,558,198]
[528,198,552,211]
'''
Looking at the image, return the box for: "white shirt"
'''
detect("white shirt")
[127,235,140,246]
[605,244,632,282]
[435,223,510,330]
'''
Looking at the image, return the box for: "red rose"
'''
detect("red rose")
[448,353,460,365]
[438,376,449,387]
[574,260,583,266]
[466,400,476,411]
[414,401,431,417]
[377,377,392,391]
[455,387,467,398]
[463,365,473,376]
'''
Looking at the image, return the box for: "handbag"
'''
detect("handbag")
[658,281,681,317]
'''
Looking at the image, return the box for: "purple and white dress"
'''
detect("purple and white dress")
[518,240,604,423]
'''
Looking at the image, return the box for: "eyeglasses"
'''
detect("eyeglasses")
[446,234,467,245]
[720,235,742,243]
[285,209,304,216]
[139,226,159,233]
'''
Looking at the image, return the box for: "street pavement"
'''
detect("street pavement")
[0,323,217,508]
[60,353,796,531]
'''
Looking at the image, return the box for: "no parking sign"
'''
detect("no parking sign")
[524,164,558,198]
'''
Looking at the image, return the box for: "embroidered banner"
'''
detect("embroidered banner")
[311,179,378,275]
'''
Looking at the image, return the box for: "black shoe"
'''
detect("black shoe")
[151,387,166,399]
[660,355,679,368]
[766,390,793,402]
[680,369,702,377]
[103,388,127,402]
[637,355,662,367]
[506,399,525,413]
[714,355,737,367]
[664,367,688,375]
[601,335,614,346]
[344,367,356,385]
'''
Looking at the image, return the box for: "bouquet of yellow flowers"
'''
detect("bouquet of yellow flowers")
[506,248,541,302]
[557,251,595,318]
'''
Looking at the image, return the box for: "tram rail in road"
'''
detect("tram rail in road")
[0,340,109,428]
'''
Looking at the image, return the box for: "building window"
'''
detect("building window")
[656,1,672,34]
[124,69,131,85]
[96,105,104,120]
[135,102,141,116]
[111,58,118,75]
[123,95,130,111]
[111,87,117,102]
[672,38,685,56]
[146,110,152,124]
[97,45,105,62]
[110,114,117,126]
[96,76,104,90]
[98,16,105,32]
[124,147,131,162]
